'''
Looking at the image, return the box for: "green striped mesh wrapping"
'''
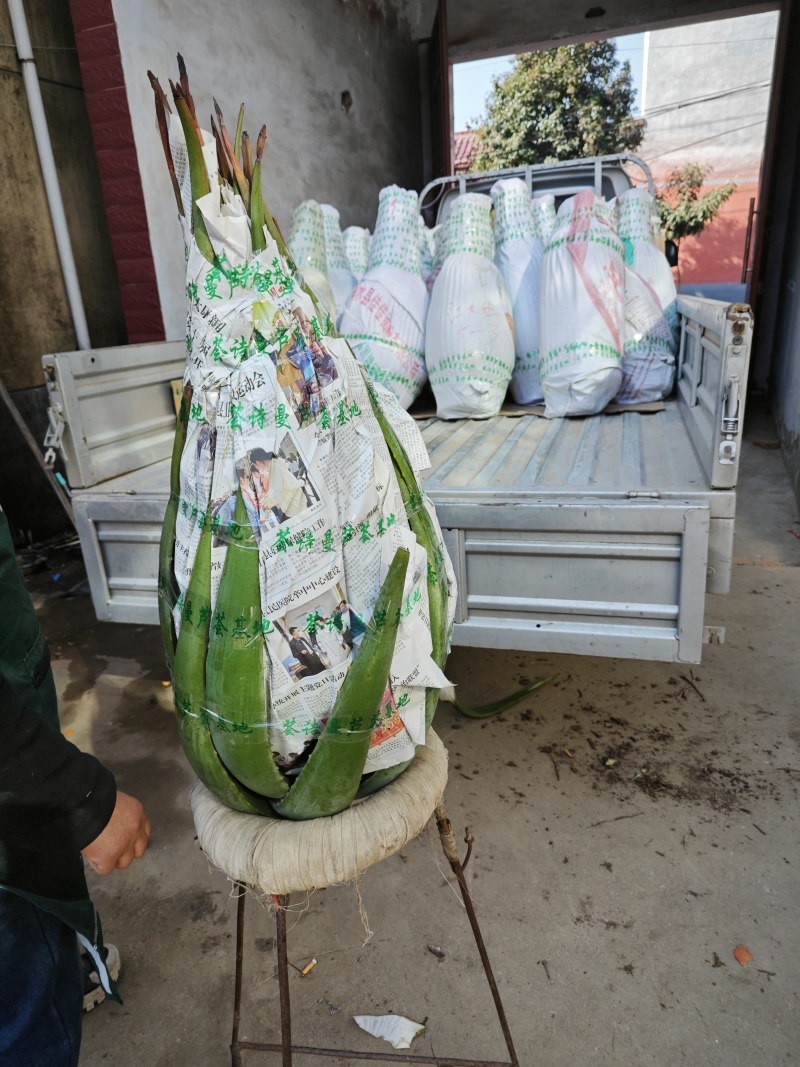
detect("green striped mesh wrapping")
[532,195,557,245]
[492,179,536,248]
[444,193,495,260]
[288,199,328,275]
[321,204,350,272]
[617,188,656,250]
[342,227,370,279]
[368,186,423,277]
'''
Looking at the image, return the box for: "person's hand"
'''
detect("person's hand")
[81,791,151,876]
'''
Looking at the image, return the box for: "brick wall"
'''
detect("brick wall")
[69,0,164,342]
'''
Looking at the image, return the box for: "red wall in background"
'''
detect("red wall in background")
[675,183,758,286]
[69,0,165,343]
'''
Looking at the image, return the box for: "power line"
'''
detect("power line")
[645,80,770,117]
[617,36,776,50]
[646,118,766,160]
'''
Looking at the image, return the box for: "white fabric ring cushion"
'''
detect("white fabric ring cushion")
[190,731,449,895]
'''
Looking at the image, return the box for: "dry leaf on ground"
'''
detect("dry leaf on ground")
[733,945,754,966]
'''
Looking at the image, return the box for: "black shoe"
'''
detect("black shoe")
[81,944,121,1012]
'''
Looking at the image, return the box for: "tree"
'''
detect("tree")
[655,163,736,246]
[473,41,643,170]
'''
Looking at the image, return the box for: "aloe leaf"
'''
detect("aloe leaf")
[249,126,267,255]
[450,676,556,719]
[233,103,245,166]
[147,71,183,215]
[272,547,409,820]
[172,90,214,262]
[158,383,192,675]
[214,98,250,210]
[207,492,289,799]
[173,522,276,816]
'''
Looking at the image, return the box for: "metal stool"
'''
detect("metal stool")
[190,733,519,1067]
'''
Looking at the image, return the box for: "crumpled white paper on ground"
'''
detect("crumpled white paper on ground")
[353,1014,426,1049]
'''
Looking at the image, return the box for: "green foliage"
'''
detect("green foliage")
[474,41,642,170]
[655,163,737,244]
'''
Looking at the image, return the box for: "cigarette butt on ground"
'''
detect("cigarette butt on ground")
[301,958,318,976]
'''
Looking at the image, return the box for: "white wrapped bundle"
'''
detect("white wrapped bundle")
[426,193,514,420]
[288,200,337,320]
[340,186,429,410]
[613,188,678,404]
[617,187,679,342]
[539,191,624,418]
[532,194,557,244]
[321,204,357,323]
[616,268,677,404]
[490,178,544,405]
[342,226,370,281]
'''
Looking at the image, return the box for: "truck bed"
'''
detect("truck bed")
[416,401,737,663]
[422,402,711,497]
[49,296,752,664]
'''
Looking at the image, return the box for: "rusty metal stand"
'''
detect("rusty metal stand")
[229,803,519,1067]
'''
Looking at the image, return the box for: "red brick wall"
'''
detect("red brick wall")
[69,0,164,342]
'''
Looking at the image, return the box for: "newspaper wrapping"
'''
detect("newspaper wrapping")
[539,191,624,418]
[490,178,545,405]
[288,200,338,321]
[340,186,429,410]
[321,204,357,324]
[167,120,455,776]
[426,193,515,420]
[342,226,371,281]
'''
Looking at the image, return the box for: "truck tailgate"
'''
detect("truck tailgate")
[420,407,717,663]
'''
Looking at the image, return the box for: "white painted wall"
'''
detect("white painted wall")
[112,0,432,338]
[638,10,779,177]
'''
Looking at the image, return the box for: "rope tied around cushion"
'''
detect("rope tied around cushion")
[190,732,449,896]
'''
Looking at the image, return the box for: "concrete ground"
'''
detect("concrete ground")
[27,407,799,1067]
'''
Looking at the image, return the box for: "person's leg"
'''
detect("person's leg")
[0,888,82,1067]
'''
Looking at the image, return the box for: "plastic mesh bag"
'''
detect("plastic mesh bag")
[532,194,557,245]
[340,186,429,410]
[616,267,677,404]
[321,204,357,324]
[539,191,624,418]
[618,187,679,343]
[425,193,514,420]
[343,226,371,281]
[288,200,337,321]
[491,178,545,405]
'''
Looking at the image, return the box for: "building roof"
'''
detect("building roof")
[454,128,479,172]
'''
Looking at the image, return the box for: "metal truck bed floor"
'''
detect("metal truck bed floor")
[419,403,726,507]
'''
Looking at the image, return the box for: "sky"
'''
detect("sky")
[452,33,646,132]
